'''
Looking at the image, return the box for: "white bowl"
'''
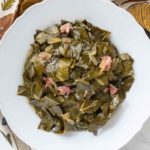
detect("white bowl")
[0,0,150,150]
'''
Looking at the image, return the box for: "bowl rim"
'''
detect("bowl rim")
[0,0,150,150]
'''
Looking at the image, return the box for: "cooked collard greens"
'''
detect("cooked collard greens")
[18,20,134,135]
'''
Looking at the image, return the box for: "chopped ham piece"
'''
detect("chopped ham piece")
[109,84,118,95]
[99,56,112,71]
[57,86,71,95]
[60,23,73,34]
[103,85,118,95]
[39,52,51,62]
[103,87,109,93]
[43,77,55,88]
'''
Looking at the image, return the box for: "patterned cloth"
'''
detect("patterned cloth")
[0,0,150,150]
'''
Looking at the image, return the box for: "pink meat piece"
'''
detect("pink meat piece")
[99,56,112,71]
[103,87,109,93]
[57,86,71,95]
[110,84,118,95]
[39,52,50,61]
[60,23,73,34]
[43,77,55,88]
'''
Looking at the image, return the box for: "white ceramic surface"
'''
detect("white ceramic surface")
[0,0,150,150]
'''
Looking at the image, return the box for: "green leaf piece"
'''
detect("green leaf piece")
[1,0,15,11]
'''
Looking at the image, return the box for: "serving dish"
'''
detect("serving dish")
[0,0,150,150]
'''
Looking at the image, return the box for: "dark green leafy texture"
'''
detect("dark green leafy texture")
[17,20,134,135]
